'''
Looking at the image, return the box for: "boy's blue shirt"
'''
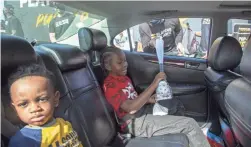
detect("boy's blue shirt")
[9,118,83,147]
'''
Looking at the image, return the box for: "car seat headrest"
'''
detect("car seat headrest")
[78,27,107,52]
[1,35,37,69]
[208,36,243,71]
[1,35,37,86]
[37,43,88,72]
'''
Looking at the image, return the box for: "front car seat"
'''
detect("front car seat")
[205,36,243,119]
[225,38,251,147]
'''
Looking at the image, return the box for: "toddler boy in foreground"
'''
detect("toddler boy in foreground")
[8,64,83,147]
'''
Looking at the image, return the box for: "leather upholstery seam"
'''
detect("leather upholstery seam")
[225,99,251,130]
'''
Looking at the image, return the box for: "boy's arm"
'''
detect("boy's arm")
[121,72,166,113]
[121,82,158,113]
[147,94,156,104]
[174,19,183,45]
[139,23,152,49]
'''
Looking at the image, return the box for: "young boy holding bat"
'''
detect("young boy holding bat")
[101,46,210,147]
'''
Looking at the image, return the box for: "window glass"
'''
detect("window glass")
[1,0,109,46]
[227,19,251,48]
[114,18,212,59]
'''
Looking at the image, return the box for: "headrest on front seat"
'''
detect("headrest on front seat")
[208,36,243,71]
[240,39,251,81]
[36,43,88,72]
[78,27,107,52]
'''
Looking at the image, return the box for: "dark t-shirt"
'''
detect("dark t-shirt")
[139,18,183,53]
[49,13,75,40]
[5,16,24,38]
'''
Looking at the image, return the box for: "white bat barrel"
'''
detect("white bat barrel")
[156,37,164,72]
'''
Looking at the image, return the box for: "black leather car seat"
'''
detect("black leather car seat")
[35,44,93,147]
[205,36,243,118]
[204,36,243,147]
[225,38,251,147]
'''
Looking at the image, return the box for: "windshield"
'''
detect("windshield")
[1,0,106,46]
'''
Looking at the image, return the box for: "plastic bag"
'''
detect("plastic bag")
[156,80,173,101]
[153,103,169,116]
[153,80,173,116]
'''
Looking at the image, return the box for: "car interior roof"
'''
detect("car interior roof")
[60,1,251,40]
[61,1,251,16]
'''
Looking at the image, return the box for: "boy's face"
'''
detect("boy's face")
[108,51,128,76]
[10,76,60,126]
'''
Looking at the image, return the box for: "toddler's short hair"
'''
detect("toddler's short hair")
[8,64,56,92]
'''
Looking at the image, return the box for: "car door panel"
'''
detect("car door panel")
[125,51,206,85]
[124,51,208,122]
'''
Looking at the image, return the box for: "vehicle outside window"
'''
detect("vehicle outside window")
[1,0,109,46]
[114,18,212,59]
[227,19,251,49]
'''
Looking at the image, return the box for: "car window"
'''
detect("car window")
[227,19,251,49]
[1,0,109,46]
[114,18,212,59]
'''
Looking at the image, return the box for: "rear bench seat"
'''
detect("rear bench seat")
[2,34,189,147]
[37,28,189,147]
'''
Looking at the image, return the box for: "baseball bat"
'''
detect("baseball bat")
[156,36,164,72]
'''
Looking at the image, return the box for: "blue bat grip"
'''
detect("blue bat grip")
[159,63,164,72]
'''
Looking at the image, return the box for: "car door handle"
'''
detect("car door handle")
[185,62,200,69]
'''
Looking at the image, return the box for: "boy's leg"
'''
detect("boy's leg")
[128,114,210,147]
